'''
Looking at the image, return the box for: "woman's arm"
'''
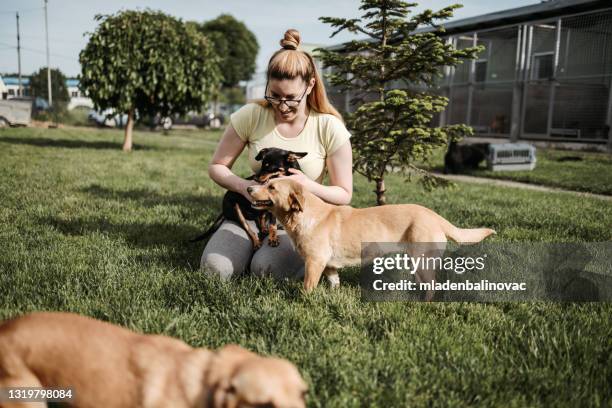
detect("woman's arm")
[208,125,258,201]
[287,140,353,205]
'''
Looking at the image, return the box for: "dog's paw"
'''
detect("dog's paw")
[326,273,341,289]
[253,240,263,250]
[268,237,280,247]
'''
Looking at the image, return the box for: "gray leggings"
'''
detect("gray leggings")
[200,220,305,280]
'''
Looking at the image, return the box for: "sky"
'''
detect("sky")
[0,0,541,78]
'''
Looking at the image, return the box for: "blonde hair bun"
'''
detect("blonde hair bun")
[279,29,301,50]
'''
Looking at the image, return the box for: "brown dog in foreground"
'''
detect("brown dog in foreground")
[0,312,307,408]
[248,179,495,292]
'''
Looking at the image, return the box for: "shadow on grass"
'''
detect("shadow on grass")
[39,185,227,268]
[234,275,306,302]
[81,184,221,210]
[0,136,153,151]
[39,214,218,269]
[41,216,201,247]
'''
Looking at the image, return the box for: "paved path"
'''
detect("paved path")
[435,173,612,202]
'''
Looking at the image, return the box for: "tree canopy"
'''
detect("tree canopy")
[195,14,259,88]
[29,67,70,106]
[79,9,221,151]
[318,0,482,204]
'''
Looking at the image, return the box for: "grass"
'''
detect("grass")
[62,106,92,127]
[0,126,611,407]
[427,144,612,195]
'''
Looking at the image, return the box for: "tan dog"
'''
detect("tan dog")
[0,312,307,408]
[248,179,495,292]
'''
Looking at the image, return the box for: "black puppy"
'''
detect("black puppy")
[191,148,307,249]
[444,141,490,174]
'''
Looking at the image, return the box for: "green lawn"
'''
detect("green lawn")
[427,144,612,195]
[1,127,611,407]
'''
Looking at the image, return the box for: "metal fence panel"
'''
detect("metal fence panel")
[475,28,519,84]
[523,83,552,135]
[558,11,612,79]
[449,85,469,124]
[552,78,610,140]
[471,84,514,135]
[453,36,475,85]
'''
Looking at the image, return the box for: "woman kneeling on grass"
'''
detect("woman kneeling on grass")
[201,29,353,280]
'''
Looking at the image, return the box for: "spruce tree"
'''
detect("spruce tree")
[318,0,482,204]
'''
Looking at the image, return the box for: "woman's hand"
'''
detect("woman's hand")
[282,168,313,189]
[276,141,352,205]
[238,179,260,203]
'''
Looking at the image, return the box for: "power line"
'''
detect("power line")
[0,33,88,45]
[21,34,86,45]
[0,7,44,15]
[25,48,76,61]
[0,41,77,62]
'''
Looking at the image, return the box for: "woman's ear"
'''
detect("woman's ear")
[308,77,315,94]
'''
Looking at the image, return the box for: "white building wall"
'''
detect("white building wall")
[67,85,93,110]
[0,77,6,98]
[245,71,266,101]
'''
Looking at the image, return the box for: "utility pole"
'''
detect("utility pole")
[16,12,22,97]
[44,0,52,106]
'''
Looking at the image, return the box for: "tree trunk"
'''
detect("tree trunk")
[375,10,387,207]
[122,109,135,152]
[375,178,386,206]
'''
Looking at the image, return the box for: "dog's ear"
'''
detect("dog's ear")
[229,366,277,407]
[229,358,308,408]
[255,148,270,161]
[206,345,257,407]
[206,345,256,389]
[287,152,308,162]
[289,190,305,212]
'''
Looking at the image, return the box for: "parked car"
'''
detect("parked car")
[149,111,225,131]
[88,109,129,128]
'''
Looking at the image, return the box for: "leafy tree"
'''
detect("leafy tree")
[79,10,221,151]
[29,67,70,108]
[318,0,482,205]
[219,86,246,106]
[195,14,259,88]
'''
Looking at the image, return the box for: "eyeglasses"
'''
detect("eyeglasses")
[264,83,308,109]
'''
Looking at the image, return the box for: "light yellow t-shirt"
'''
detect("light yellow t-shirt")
[230,103,351,183]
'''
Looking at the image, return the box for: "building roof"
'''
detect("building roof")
[2,77,30,86]
[418,0,611,35]
[328,0,611,50]
[1,77,80,87]
[300,43,326,56]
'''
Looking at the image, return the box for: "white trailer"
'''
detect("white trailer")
[0,99,32,127]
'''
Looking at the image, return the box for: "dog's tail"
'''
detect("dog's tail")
[438,216,496,244]
[189,213,225,243]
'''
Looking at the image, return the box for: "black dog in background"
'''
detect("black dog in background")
[444,141,490,174]
[191,148,307,249]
